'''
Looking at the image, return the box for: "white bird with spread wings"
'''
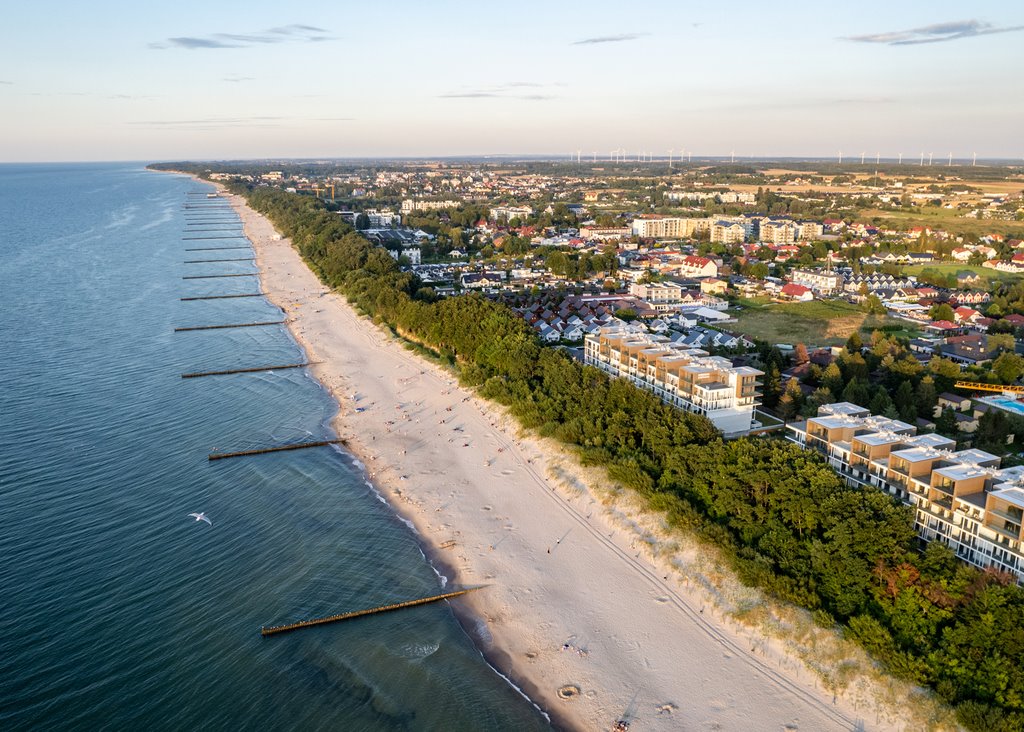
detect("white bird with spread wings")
[188,512,212,525]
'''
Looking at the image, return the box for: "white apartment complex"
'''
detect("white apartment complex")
[790,269,842,295]
[401,199,462,213]
[584,328,762,434]
[490,205,533,221]
[365,209,401,228]
[788,402,1024,582]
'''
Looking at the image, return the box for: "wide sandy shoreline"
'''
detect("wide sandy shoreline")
[189,176,913,731]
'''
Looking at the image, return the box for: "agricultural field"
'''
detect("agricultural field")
[857,205,1024,238]
[729,298,917,347]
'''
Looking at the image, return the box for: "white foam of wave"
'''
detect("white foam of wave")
[396,641,440,660]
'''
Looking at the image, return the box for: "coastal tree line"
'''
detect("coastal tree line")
[228,179,1024,731]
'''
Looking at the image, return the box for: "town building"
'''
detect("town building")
[584,328,762,434]
[676,255,718,278]
[631,216,710,239]
[711,220,746,244]
[579,226,632,241]
[400,199,462,213]
[790,269,842,295]
[788,402,1024,582]
[490,205,533,221]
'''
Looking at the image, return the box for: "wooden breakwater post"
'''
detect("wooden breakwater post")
[208,438,345,461]
[182,273,258,280]
[184,258,254,264]
[174,321,284,332]
[181,362,316,378]
[184,246,251,251]
[260,587,482,637]
[182,236,248,241]
[180,293,265,301]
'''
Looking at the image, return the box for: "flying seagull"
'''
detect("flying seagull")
[188,512,212,525]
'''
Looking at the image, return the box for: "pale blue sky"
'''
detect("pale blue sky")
[1,1,1021,161]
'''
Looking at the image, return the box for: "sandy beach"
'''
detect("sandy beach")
[214,184,916,731]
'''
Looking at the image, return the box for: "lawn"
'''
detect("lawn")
[902,262,1021,287]
[729,298,915,347]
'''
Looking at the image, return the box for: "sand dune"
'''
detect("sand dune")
[218,185,915,731]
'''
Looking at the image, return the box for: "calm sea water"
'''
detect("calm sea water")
[0,164,549,731]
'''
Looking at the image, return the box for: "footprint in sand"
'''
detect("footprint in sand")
[481,505,492,511]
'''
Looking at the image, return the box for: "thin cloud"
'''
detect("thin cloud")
[128,115,352,130]
[572,32,648,45]
[150,24,333,50]
[0,80,13,85]
[223,75,255,83]
[439,81,560,101]
[845,19,1024,45]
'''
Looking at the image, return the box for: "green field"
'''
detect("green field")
[858,206,1024,239]
[902,262,1021,287]
[730,298,916,347]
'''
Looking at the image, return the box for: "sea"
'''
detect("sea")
[0,163,550,731]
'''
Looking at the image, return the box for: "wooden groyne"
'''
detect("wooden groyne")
[208,438,346,461]
[182,235,248,241]
[180,293,265,301]
[182,273,258,280]
[174,321,284,332]
[184,258,253,264]
[184,246,251,251]
[181,363,315,378]
[260,588,481,637]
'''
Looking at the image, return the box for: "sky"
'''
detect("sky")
[1,0,1022,162]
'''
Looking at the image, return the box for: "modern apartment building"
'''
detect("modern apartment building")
[759,219,797,244]
[790,269,842,295]
[400,199,461,213]
[631,216,710,239]
[787,402,1024,582]
[711,220,746,244]
[584,328,762,434]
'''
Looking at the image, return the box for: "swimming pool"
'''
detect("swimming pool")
[981,396,1024,416]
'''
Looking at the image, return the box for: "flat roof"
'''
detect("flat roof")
[990,486,1024,510]
[854,432,903,446]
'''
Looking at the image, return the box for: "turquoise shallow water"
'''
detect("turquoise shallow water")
[0,164,549,731]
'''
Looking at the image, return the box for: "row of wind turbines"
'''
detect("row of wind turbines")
[837,151,978,167]
[571,150,981,166]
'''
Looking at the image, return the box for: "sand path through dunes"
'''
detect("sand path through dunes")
[221,186,902,732]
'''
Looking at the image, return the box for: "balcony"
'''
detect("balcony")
[990,507,1024,524]
[986,522,1022,540]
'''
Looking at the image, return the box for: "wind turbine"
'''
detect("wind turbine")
[860,151,865,164]
[973,152,977,166]
[730,150,735,163]
[948,152,952,166]
[876,152,880,165]
[928,152,933,166]
[838,150,843,164]
[687,150,692,163]
[668,149,674,169]
[576,149,582,165]
[920,152,925,166]
[898,152,903,164]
